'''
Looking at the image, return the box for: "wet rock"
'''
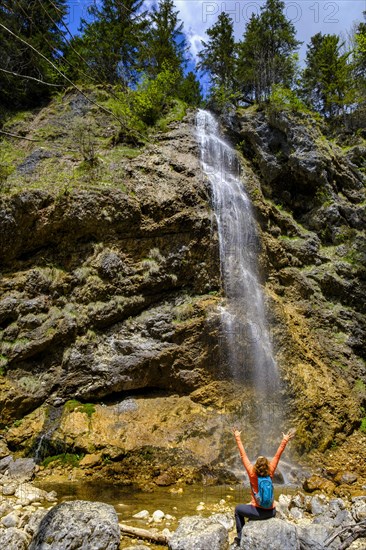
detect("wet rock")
[168,515,228,550]
[29,500,120,550]
[240,518,300,550]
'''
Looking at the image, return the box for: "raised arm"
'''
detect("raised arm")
[232,427,254,476]
[269,429,295,476]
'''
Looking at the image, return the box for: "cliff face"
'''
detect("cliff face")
[0,95,365,489]
[222,108,366,472]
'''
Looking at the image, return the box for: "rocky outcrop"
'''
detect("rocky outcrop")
[0,104,221,420]
[0,94,365,487]
[220,107,366,477]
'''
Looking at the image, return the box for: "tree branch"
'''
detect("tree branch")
[119,523,169,545]
[0,67,65,87]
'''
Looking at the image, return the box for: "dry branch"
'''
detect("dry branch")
[0,130,41,142]
[119,523,169,545]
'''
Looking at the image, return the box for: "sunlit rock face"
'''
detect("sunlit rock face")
[0,98,365,490]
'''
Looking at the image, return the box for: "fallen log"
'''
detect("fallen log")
[119,523,169,545]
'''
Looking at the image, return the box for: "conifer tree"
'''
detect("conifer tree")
[197,12,236,96]
[236,0,300,102]
[71,0,147,86]
[0,0,67,107]
[142,0,188,78]
[301,33,352,117]
[178,71,202,106]
[353,12,366,99]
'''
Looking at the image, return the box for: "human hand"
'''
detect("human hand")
[231,426,241,438]
[282,428,296,440]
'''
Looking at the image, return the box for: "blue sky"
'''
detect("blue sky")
[65,0,366,91]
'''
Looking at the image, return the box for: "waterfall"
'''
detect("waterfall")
[196,110,281,444]
[31,406,63,463]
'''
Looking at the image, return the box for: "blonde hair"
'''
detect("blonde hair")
[254,456,270,477]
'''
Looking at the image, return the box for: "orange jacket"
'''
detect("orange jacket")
[234,434,290,509]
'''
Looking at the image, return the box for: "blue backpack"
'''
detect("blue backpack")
[252,476,274,508]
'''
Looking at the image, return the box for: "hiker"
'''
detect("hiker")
[231,427,295,546]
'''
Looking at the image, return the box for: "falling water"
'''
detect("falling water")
[196,110,281,438]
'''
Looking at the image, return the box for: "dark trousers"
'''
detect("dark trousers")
[235,504,276,539]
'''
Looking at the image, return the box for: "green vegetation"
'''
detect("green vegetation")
[42,453,83,468]
[300,33,353,118]
[0,1,67,108]
[64,400,96,418]
[354,379,366,395]
[360,417,366,434]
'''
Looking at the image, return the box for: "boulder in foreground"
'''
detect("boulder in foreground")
[29,500,120,550]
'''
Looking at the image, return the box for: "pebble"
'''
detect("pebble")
[152,510,165,522]
[133,510,150,519]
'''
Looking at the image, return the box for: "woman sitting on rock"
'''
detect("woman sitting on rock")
[232,427,295,546]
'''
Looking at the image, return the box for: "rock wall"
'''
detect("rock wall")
[221,107,366,474]
[0,96,365,489]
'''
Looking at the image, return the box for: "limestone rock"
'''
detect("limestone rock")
[297,523,339,550]
[14,483,51,504]
[240,518,300,550]
[7,458,36,482]
[1,512,20,528]
[0,527,30,550]
[0,456,13,473]
[0,439,10,458]
[303,475,336,496]
[168,515,228,550]
[29,500,120,550]
[351,497,366,522]
[79,453,102,468]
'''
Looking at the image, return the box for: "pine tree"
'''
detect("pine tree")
[142,0,188,78]
[197,12,236,96]
[353,12,366,99]
[178,71,202,106]
[236,0,300,102]
[301,33,352,117]
[72,0,147,86]
[0,0,67,107]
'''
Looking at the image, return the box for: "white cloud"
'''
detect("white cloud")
[173,0,365,64]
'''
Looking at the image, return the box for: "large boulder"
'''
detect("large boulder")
[7,458,36,482]
[168,515,229,550]
[240,518,300,550]
[29,500,120,550]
